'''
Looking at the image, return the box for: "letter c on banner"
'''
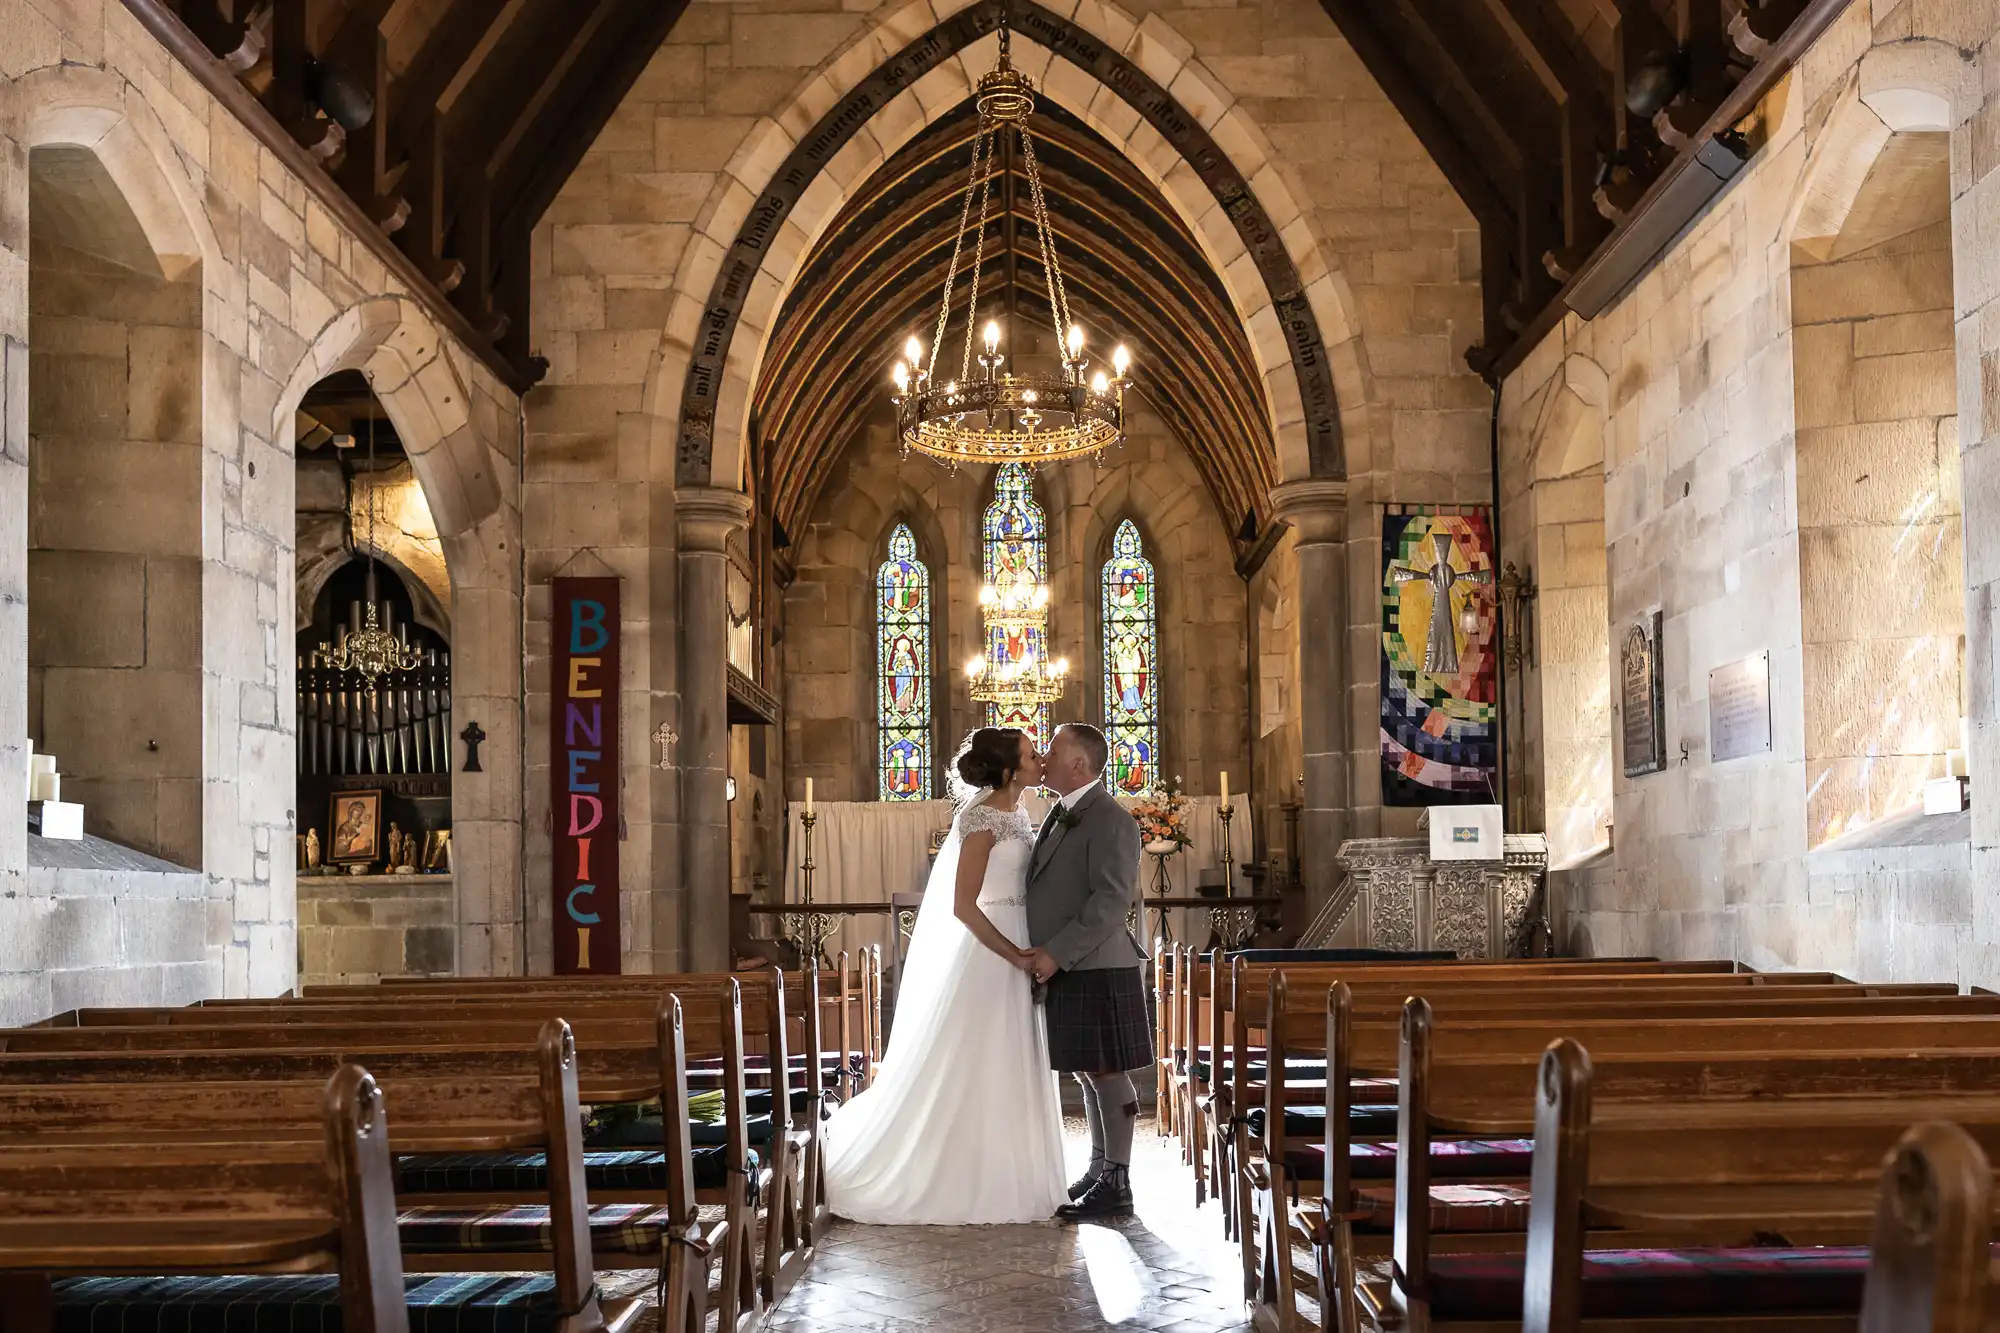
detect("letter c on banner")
[567,884,601,924]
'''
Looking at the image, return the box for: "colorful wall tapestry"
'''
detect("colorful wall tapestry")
[550,576,621,972]
[876,523,932,801]
[982,462,1050,745]
[1101,519,1158,795]
[1380,509,1498,806]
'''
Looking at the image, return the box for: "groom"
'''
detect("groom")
[1024,722,1149,1220]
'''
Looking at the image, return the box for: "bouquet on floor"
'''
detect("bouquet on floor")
[1127,777,1192,854]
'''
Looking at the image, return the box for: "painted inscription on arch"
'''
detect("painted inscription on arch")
[551,577,622,974]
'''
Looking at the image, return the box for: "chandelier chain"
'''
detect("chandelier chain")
[1018,127,1073,340]
[959,128,997,384]
[928,122,992,381]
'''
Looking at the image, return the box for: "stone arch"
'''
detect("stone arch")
[277,295,521,975]
[1783,71,1963,847]
[1529,354,1609,483]
[650,0,1360,498]
[17,65,217,286]
[296,548,452,642]
[277,297,504,543]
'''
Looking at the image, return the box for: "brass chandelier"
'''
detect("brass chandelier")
[317,407,422,689]
[888,23,1133,467]
[967,572,1067,708]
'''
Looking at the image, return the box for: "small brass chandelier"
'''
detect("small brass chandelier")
[966,642,1070,710]
[889,22,1133,467]
[318,406,422,689]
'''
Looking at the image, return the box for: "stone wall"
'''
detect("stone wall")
[27,205,203,868]
[1791,151,1961,847]
[297,872,455,988]
[781,399,1248,810]
[0,0,522,1020]
[1499,6,2000,974]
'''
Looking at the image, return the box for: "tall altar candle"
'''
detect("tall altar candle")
[805,777,814,816]
[1219,770,1229,808]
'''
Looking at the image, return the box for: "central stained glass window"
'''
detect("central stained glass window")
[982,462,1050,746]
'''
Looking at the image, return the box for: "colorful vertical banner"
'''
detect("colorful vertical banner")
[551,577,620,973]
[1380,509,1498,806]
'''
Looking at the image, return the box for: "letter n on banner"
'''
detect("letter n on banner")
[551,577,621,973]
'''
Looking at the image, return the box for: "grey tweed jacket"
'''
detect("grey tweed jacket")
[1025,783,1145,972]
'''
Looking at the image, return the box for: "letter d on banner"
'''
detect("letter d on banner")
[551,577,622,974]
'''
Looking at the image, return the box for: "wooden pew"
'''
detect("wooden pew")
[50,966,833,1269]
[1859,1121,1992,1333]
[1204,964,1966,1245]
[0,986,791,1329]
[1506,1040,2000,1333]
[1243,979,2000,1333]
[0,1065,420,1333]
[1174,958,1866,1214]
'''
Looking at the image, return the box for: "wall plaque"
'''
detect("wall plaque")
[1708,651,1772,764]
[551,577,621,974]
[1620,611,1666,777]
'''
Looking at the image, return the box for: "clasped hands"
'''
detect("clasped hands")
[1015,947,1058,983]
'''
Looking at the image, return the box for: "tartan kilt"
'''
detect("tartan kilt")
[1044,965,1153,1073]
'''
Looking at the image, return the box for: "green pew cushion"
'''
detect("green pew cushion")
[54,1273,578,1331]
[1352,1183,1531,1233]
[1282,1137,1535,1181]
[1246,1103,1398,1138]
[1427,1246,1872,1321]
[397,1146,760,1194]
[399,1202,672,1253]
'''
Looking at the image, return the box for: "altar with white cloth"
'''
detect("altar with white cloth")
[780,794,1254,966]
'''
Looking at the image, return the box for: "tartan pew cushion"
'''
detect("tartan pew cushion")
[1190,1054,1329,1083]
[397,1145,761,1194]
[54,1273,577,1332]
[399,1201,674,1254]
[1282,1137,1536,1181]
[687,1054,858,1087]
[1352,1182,1532,1232]
[1246,1102,1399,1138]
[1427,1246,1875,1320]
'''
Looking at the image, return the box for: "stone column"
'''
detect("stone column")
[1271,480,1351,910]
[676,487,752,971]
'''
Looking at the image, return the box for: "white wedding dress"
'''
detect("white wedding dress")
[821,796,1068,1224]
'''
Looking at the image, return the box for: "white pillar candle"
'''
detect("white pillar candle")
[804,777,814,817]
[1219,770,1228,807]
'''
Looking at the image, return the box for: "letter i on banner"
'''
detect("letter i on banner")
[551,577,621,974]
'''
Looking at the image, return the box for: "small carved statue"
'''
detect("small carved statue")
[305,828,322,869]
[386,823,404,870]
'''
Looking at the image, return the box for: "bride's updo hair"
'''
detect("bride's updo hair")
[952,726,1026,795]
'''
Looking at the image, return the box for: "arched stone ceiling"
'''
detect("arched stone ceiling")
[753,98,1274,544]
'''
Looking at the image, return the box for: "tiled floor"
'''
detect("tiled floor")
[759,1119,1253,1332]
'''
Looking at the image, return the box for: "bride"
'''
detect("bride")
[821,727,1068,1224]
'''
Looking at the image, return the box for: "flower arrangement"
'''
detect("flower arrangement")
[1127,775,1192,854]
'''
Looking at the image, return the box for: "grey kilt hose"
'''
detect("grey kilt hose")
[1043,966,1153,1073]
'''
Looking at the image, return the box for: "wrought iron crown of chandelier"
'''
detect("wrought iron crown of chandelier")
[888,22,1133,467]
[318,402,423,690]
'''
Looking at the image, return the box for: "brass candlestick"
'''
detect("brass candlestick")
[1209,800,1256,950]
[784,809,834,967]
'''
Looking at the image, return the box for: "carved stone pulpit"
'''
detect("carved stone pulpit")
[1309,835,1550,958]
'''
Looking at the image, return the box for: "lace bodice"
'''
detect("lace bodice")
[957,800,1036,908]
[957,800,1035,845]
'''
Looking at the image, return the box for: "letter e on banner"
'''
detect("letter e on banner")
[551,578,621,973]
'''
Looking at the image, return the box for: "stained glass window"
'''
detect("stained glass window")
[876,523,932,801]
[982,462,1050,746]
[1101,519,1158,796]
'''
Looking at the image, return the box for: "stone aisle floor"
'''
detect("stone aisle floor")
[756,1118,1252,1333]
